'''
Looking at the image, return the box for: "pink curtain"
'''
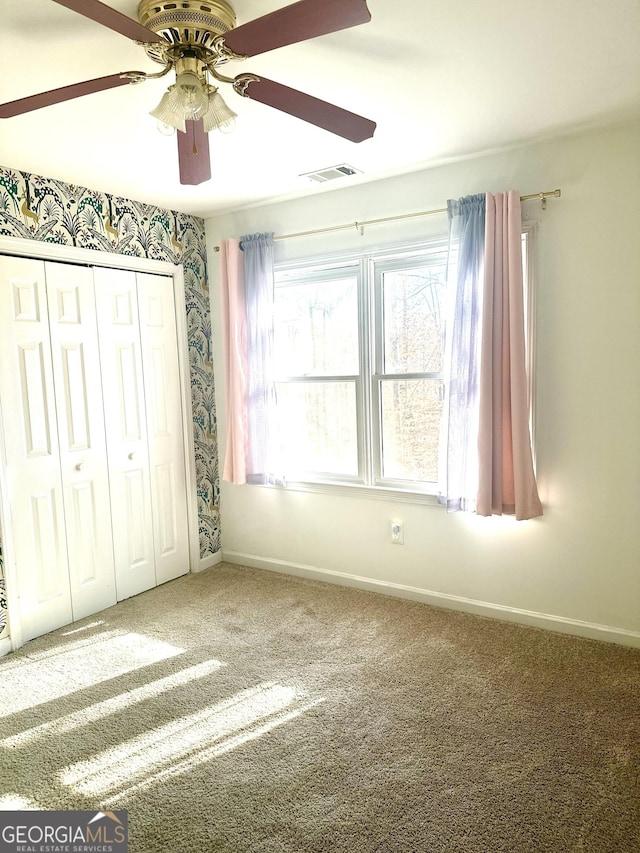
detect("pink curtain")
[476,192,543,519]
[219,239,248,484]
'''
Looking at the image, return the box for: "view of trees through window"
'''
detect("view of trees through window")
[272,230,532,495]
[273,244,448,490]
[378,263,446,483]
[274,272,360,478]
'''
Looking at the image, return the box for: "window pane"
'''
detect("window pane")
[380,379,442,482]
[274,276,358,376]
[276,381,358,477]
[382,265,445,374]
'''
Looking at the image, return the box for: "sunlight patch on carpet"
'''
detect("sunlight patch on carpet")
[2,658,226,748]
[0,794,42,810]
[60,682,324,799]
[61,620,107,636]
[0,632,184,716]
[0,630,125,670]
[104,697,325,806]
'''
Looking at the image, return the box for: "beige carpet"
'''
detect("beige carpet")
[0,561,638,852]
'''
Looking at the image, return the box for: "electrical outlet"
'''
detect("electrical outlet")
[390,521,404,544]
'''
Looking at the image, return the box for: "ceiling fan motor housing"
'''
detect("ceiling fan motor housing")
[138,0,237,62]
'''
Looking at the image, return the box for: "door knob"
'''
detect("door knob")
[128,452,136,460]
[75,461,85,471]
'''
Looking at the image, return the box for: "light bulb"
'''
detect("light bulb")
[218,117,236,134]
[156,120,176,136]
[172,71,208,121]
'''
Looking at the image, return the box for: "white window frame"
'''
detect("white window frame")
[273,226,537,505]
[274,259,364,484]
[369,242,449,493]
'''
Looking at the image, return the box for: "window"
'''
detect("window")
[274,264,361,481]
[273,230,534,500]
[372,251,446,488]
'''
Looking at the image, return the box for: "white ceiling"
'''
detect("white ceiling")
[2,0,639,218]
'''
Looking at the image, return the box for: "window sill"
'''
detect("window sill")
[262,479,442,507]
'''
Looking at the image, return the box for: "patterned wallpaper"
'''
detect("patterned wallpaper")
[0,167,220,641]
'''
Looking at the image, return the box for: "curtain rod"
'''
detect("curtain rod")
[213,189,561,251]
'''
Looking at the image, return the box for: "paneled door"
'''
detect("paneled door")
[0,253,191,643]
[93,267,157,601]
[0,256,116,641]
[45,262,117,621]
[93,267,190,600]
[137,272,190,586]
[0,256,72,640]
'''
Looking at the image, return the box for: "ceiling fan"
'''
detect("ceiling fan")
[0,0,376,186]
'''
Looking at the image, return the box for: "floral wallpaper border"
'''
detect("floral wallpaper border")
[0,167,220,640]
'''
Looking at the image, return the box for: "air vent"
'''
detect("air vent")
[301,164,362,184]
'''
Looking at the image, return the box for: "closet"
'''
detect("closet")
[0,254,191,643]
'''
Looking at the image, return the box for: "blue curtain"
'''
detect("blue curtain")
[240,232,280,485]
[439,194,486,512]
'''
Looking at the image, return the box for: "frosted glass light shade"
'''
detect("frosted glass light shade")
[150,89,186,133]
[202,90,237,133]
[171,71,208,121]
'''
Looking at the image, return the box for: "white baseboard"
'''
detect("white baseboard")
[222,550,640,649]
[0,636,11,658]
[194,551,223,573]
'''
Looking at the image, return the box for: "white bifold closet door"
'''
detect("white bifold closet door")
[0,256,189,643]
[93,267,189,601]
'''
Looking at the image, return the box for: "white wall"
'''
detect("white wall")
[206,120,640,646]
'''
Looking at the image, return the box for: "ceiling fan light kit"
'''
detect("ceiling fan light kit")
[0,0,376,186]
[149,53,238,135]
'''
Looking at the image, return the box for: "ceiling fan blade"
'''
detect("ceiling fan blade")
[51,0,164,43]
[177,120,211,185]
[0,73,145,118]
[224,0,371,58]
[241,77,376,143]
